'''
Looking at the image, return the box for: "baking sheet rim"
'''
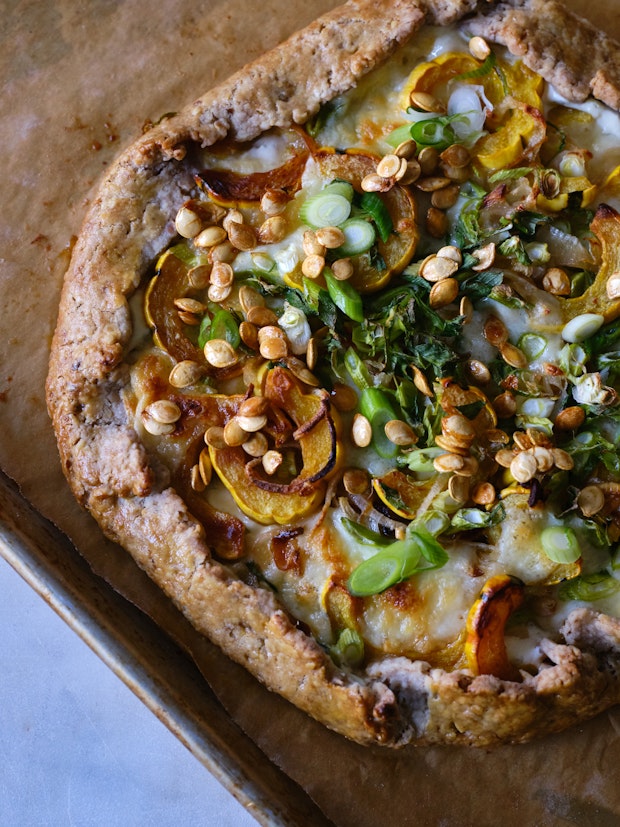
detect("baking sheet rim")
[0,471,333,827]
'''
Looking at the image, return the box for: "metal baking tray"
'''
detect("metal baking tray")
[0,469,333,827]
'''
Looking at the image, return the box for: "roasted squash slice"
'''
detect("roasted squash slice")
[465,574,525,682]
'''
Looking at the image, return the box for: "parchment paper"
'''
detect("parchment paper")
[2,1,620,824]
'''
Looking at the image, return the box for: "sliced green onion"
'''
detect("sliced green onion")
[359,387,401,458]
[385,123,416,146]
[360,192,393,242]
[562,313,605,344]
[559,571,620,602]
[164,243,208,270]
[209,309,240,348]
[347,530,448,596]
[410,118,456,150]
[347,539,423,596]
[300,190,352,229]
[518,332,547,360]
[401,446,444,474]
[197,314,212,348]
[453,51,497,81]
[340,517,392,547]
[335,218,376,257]
[323,180,355,201]
[330,628,365,667]
[324,268,364,322]
[541,526,581,564]
[344,347,372,390]
[412,510,451,537]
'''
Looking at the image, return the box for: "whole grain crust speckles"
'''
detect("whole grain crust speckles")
[47,0,620,747]
[466,0,620,109]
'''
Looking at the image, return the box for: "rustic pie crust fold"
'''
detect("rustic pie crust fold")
[47,0,620,746]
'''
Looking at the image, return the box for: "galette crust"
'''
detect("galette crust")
[47,0,620,746]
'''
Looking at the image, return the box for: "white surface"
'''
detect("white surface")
[0,555,258,827]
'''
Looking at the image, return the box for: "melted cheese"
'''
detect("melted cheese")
[129,27,620,674]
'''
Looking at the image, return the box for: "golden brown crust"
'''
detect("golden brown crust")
[467,0,620,108]
[47,0,620,747]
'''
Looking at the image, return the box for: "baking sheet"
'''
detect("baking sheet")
[2,1,620,825]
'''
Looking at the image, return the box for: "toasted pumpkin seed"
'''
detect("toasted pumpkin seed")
[331,258,354,281]
[376,154,403,179]
[302,253,326,279]
[207,282,233,303]
[169,360,202,388]
[500,342,528,369]
[361,173,391,193]
[554,405,586,431]
[384,419,417,446]
[190,463,205,492]
[224,418,250,446]
[194,225,228,248]
[448,474,470,503]
[303,230,327,257]
[222,209,244,234]
[145,399,181,424]
[260,188,289,216]
[510,452,538,483]
[420,254,458,282]
[542,267,571,296]
[258,215,288,244]
[262,450,283,475]
[577,485,605,517]
[242,432,269,457]
[210,261,234,287]
[472,243,496,272]
[471,482,496,506]
[426,206,448,238]
[429,277,459,309]
[204,425,227,449]
[433,453,466,473]
[409,91,445,113]
[198,449,213,486]
[188,264,211,289]
[469,35,490,60]
[418,146,439,175]
[228,220,257,251]
[210,240,236,263]
[351,413,372,447]
[235,413,268,433]
[239,285,265,314]
[175,205,203,239]
[247,305,278,327]
[204,338,238,368]
[174,297,206,315]
[343,468,371,495]
[316,226,346,249]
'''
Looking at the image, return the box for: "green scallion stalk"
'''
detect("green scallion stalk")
[324,268,364,322]
[559,571,620,602]
[330,627,365,667]
[518,332,547,361]
[340,517,392,547]
[359,192,393,242]
[197,315,212,349]
[347,529,448,596]
[344,347,372,390]
[299,188,352,228]
[335,218,376,257]
[209,308,240,349]
[359,387,401,458]
[410,118,456,150]
[541,526,581,564]
[347,539,423,596]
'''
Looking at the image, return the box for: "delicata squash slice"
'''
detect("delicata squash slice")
[47,0,620,747]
